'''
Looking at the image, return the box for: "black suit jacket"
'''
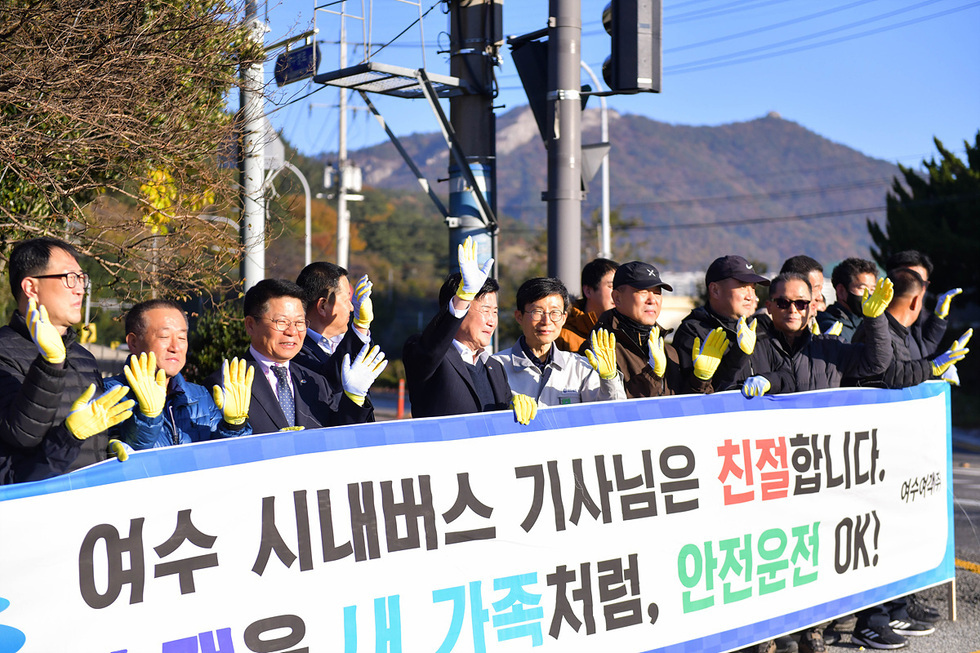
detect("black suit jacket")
[208,352,370,435]
[293,328,375,423]
[402,306,511,419]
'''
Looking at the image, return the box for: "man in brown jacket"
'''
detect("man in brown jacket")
[556,258,617,353]
[589,261,725,398]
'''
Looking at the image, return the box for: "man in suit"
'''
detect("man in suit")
[293,262,375,421]
[233,279,385,434]
[403,238,531,421]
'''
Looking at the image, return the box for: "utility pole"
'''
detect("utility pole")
[447,0,501,275]
[546,0,582,296]
[336,12,351,270]
[240,0,266,290]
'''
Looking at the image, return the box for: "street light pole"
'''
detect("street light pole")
[240,0,266,290]
[580,60,610,259]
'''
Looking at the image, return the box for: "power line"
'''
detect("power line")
[668,0,979,73]
[667,0,798,24]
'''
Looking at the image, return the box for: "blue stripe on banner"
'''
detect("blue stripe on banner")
[0,382,950,503]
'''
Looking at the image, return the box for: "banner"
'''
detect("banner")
[0,382,954,653]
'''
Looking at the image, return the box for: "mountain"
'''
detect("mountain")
[314,106,902,273]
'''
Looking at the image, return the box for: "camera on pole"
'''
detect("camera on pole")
[602,0,662,94]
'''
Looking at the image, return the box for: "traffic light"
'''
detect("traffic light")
[602,0,661,93]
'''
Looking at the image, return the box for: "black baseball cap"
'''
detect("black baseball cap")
[612,261,673,292]
[705,255,770,286]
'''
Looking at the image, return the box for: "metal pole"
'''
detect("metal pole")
[448,0,498,277]
[240,0,266,290]
[337,8,350,270]
[281,162,312,267]
[580,61,610,259]
[547,0,582,296]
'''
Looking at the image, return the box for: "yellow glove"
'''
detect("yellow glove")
[512,394,537,425]
[585,329,618,380]
[827,321,844,337]
[27,298,66,364]
[123,352,167,418]
[736,317,757,355]
[79,323,97,344]
[692,327,730,380]
[212,357,254,426]
[107,439,132,462]
[279,425,306,432]
[932,328,972,377]
[456,236,494,301]
[809,320,821,336]
[646,326,667,377]
[935,288,962,319]
[65,384,135,441]
[862,277,894,318]
[352,275,374,330]
[342,344,388,407]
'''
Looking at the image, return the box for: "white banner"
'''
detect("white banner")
[0,382,954,653]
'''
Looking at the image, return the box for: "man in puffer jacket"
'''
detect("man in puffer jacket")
[755,272,894,391]
[104,299,253,449]
[0,238,133,483]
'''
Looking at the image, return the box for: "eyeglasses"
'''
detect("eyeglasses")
[526,308,566,322]
[773,298,809,312]
[33,272,90,290]
[256,317,309,332]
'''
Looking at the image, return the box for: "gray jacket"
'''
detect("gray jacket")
[492,340,626,407]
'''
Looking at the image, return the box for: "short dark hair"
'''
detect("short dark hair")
[516,277,570,313]
[125,299,186,338]
[888,267,926,299]
[438,272,499,308]
[780,255,823,276]
[768,272,812,298]
[581,258,618,291]
[296,261,348,310]
[831,258,878,290]
[244,279,307,318]
[886,250,933,278]
[8,237,81,300]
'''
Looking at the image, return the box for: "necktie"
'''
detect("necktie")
[271,365,295,427]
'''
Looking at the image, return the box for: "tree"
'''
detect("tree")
[868,133,980,303]
[0,0,262,299]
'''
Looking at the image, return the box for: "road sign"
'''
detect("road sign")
[274,42,320,87]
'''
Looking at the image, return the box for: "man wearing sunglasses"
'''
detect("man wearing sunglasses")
[0,237,134,483]
[223,279,384,434]
[757,271,895,392]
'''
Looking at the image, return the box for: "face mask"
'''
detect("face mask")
[846,291,864,315]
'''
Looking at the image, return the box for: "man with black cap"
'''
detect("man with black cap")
[589,261,728,398]
[673,254,788,393]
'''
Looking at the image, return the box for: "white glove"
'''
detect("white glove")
[741,376,771,398]
[456,236,494,300]
[352,275,374,330]
[342,344,388,406]
[935,288,962,319]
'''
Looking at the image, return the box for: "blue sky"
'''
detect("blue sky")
[257,0,980,168]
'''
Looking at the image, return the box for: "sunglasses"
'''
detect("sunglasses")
[772,298,809,311]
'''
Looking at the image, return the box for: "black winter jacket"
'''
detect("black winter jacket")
[755,313,893,391]
[815,302,864,342]
[847,312,933,388]
[0,311,106,483]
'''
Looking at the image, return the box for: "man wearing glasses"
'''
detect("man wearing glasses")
[493,277,625,407]
[0,237,134,483]
[229,279,385,435]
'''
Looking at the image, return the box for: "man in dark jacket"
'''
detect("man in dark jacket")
[403,237,529,421]
[590,261,726,398]
[104,299,253,449]
[757,272,894,391]
[222,279,381,435]
[673,255,792,394]
[849,268,970,388]
[294,262,374,395]
[816,257,878,341]
[0,237,133,483]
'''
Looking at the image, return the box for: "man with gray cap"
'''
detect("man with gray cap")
[674,255,791,394]
[588,261,728,398]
